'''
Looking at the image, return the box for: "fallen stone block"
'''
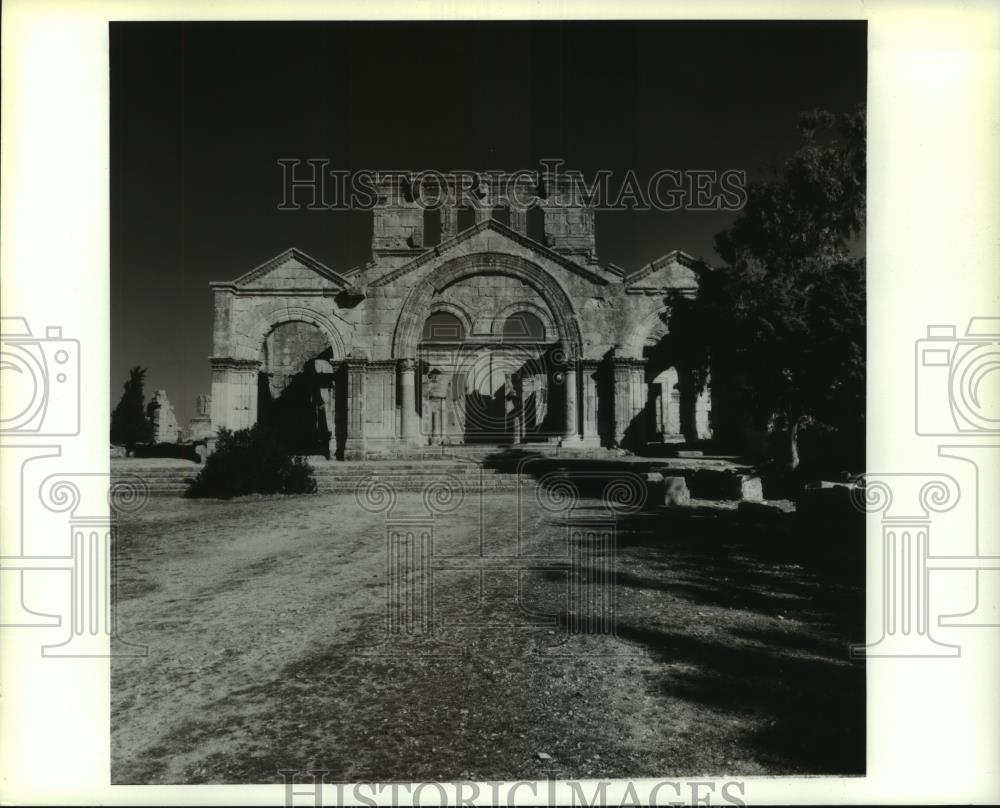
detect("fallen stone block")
[739,475,764,502]
[663,475,691,506]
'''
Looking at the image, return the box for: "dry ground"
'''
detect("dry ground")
[111,487,864,784]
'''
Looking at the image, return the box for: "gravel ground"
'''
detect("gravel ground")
[111,489,864,784]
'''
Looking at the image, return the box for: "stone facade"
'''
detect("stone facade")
[187,394,214,442]
[147,389,181,444]
[208,172,712,459]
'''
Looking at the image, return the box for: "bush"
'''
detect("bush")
[185,425,317,499]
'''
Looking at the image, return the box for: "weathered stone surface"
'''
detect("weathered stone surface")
[207,169,713,458]
[187,393,214,442]
[147,389,180,444]
[739,475,764,502]
[662,475,691,506]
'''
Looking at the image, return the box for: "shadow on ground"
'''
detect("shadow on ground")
[553,502,865,775]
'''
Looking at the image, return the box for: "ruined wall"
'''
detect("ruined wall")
[208,201,709,448]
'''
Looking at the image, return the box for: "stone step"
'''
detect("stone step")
[110,462,532,497]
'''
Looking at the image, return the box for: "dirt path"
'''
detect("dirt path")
[112,491,864,783]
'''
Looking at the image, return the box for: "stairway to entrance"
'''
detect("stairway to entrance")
[110,456,532,497]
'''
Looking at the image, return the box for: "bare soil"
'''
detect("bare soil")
[111,489,864,784]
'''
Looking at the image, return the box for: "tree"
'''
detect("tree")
[674,108,866,472]
[110,366,151,451]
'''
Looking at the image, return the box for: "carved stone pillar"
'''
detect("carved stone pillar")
[399,358,418,445]
[628,359,647,449]
[695,373,712,440]
[562,362,579,443]
[612,352,633,448]
[440,206,458,241]
[343,356,368,460]
[509,207,527,235]
[579,359,602,448]
[314,358,337,460]
[662,367,682,437]
[365,360,397,453]
[209,357,261,435]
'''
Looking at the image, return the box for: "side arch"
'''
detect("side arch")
[623,306,670,358]
[392,252,582,359]
[246,305,348,360]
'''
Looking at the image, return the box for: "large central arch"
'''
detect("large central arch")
[392,252,583,360]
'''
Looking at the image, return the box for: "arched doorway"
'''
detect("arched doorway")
[257,321,344,457]
[391,252,584,447]
[418,311,566,445]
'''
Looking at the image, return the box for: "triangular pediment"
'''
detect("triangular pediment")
[231,248,351,290]
[369,219,615,288]
[625,250,711,291]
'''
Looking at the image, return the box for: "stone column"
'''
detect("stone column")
[578,359,602,448]
[662,367,682,437]
[314,359,337,459]
[343,356,368,460]
[562,362,579,443]
[612,352,633,448]
[509,207,527,235]
[399,358,418,445]
[440,206,458,241]
[209,357,261,435]
[365,360,397,453]
[628,359,647,449]
[695,373,712,440]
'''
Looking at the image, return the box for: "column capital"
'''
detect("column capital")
[398,358,417,372]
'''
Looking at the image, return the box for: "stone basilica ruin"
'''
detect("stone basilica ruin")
[207,172,712,459]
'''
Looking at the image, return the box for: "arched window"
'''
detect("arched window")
[502,311,546,341]
[422,311,466,342]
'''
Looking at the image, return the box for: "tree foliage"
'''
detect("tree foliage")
[186,424,317,499]
[674,108,866,472]
[110,365,151,450]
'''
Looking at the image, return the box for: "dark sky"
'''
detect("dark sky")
[111,20,866,425]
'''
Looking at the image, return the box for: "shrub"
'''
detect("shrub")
[185,425,317,499]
